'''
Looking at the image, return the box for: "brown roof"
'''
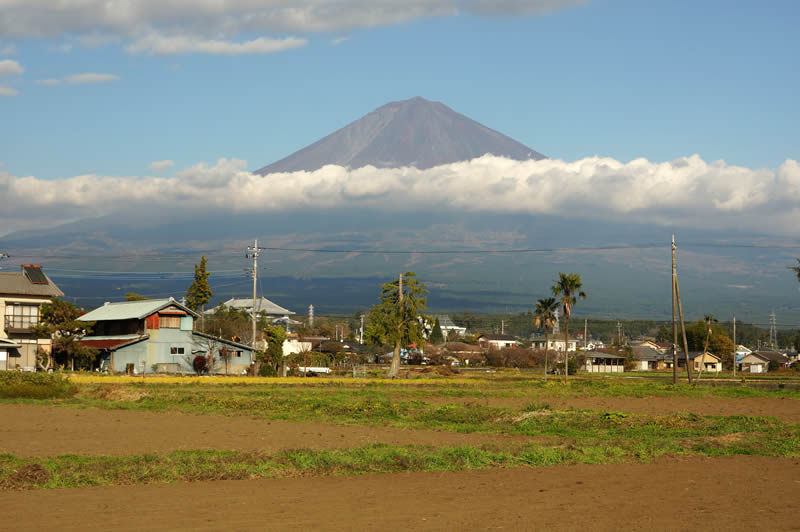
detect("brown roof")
[751,351,790,364]
[443,342,483,353]
[79,335,148,350]
[0,268,63,298]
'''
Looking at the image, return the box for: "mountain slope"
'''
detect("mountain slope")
[255,97,545,174]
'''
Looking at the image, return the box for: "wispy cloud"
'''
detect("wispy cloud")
[125,34,307,56]
[0,1,583,55]
[0,59,23,78]
[149,160,175,172]
[2,154,800,236]
[0,85,18,96]
[0,44,16,55]
[36,72,119,86]
[330,36,350,46]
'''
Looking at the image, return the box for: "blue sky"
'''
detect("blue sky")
[1,0,797,180]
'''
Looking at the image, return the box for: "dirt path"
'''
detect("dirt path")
[416,395,800,422]
[0,404,534,457]
[3,455,798,531]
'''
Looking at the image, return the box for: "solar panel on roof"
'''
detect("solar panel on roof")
[23,265,48,284]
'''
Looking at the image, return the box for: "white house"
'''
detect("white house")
[430,314,466,340]
[478,334,518,350]
[530,336,578,353]
[584,352,625,373]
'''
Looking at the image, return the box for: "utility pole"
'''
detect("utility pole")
[584,319,588,349]
[733,314,736,377]
[501,319,505,335]
[673,236,692,384]
[246,239,263,349]
[360,314,364,344]
[616,321,622,345]
[672,234,678,384]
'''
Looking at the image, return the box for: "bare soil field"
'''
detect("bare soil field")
[0,404,535,457]
[3,455,798,531]
[419,395,800,422]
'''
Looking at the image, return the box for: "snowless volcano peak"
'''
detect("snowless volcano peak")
[255,97,545,174]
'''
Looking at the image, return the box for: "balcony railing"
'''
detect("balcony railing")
[4,316,38,331]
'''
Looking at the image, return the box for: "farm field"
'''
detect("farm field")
[1,372,799,530]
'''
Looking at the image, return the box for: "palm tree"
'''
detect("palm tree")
[552,273,587,381]
[790,259,800,283]
[534,297,559,381]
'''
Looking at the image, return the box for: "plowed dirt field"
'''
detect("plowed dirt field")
[3,455,798,531]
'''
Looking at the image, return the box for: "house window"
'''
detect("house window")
[160,316,181,328]
[4,304,39,329]
[170,347,185,355]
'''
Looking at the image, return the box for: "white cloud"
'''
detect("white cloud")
[0,44,16,55]
[149,159,175,172]
[0,85,17,96]
[330,36,350,46]
[125,34,307,55]
[0,59,23,77]
[0,1,583,54]
[2,154,800,236]
[36,72,119,85]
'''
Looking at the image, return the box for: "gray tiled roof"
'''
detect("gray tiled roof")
[207,297,293,315]
[0,270,63,297]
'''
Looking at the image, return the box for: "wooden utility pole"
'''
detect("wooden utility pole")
[672,235,678,384]
[733,315,736,377]
[389,273,404,378]
[673,237,692,384]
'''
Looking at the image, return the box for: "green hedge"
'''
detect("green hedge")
[0,371,76,399]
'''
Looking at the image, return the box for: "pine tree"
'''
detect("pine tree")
[430,318,445,345]
[185,256,213,327]
[33,298,98,371]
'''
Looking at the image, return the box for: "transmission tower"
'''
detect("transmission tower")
[769,311,778,349]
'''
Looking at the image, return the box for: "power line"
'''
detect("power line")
[4,241,800,259]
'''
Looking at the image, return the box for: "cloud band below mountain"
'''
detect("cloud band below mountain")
[1,155,799,236]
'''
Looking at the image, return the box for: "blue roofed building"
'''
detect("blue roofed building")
[78,298,254,374]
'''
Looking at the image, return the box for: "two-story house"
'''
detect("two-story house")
[78,298,254,374]
[0,265,63,371]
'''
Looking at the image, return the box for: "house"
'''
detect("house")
[206,297,294,320]
[584,352,625,373]
[740,351,791,373]
[632,346,672,371]
[0,265,63,371]
[442,342,485,366]
[430,315,467,340]
[478,334,518,350]
[676,352,722,373]
[638,340,672,354]
[78,298,254,374]
[530,336,578,353]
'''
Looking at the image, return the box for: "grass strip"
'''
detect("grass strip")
[1,431,797,491]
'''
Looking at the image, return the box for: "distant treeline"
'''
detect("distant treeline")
[322,311,800,351]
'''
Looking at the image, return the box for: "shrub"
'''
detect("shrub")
[258,364,277,377]
[0,371,76,399]
[192,356,208,375]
